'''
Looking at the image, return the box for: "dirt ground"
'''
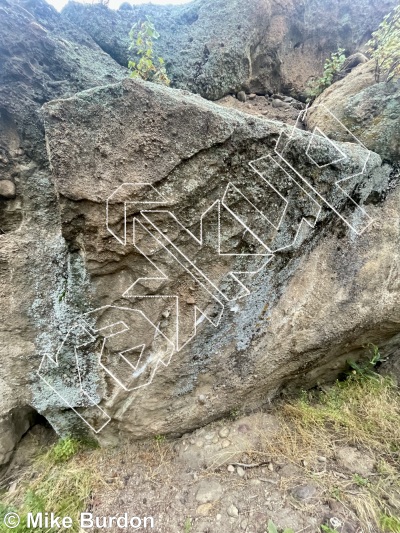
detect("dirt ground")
[0,407,394,533]
[215,94,306,128]
[88,412,373,533]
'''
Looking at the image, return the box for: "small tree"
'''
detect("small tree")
[306,48,346,101]
[128,17,170,86]
[367,5,400,83]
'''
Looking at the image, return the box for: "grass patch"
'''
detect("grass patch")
[381,513,400,533]
[48,437,83,464]
[0,437,100,533]
[285,373,400,456]
[254,370,400,531]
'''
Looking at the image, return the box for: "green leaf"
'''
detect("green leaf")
[268,520,279,533]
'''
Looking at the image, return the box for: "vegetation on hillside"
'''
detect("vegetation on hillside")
[306,48,346,101]
[128,17,170,86]
[255,352,400,532]
[367,4,400,82]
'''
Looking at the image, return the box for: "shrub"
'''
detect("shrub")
[48,436,81,463]
[306,48,346,101]
[367,5,400,82]
[128,17,170,86]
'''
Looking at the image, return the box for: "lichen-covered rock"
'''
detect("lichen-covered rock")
[307,61,400,163]
[1,0,400,465]
[37,77,399,443]
[61,0,399,100]
[0,0,126,464]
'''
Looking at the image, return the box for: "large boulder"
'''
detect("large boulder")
[1,0,399,463]
[61,0,399,100]
[307,61,400,164]
[0,0,126,464]
[35,77,399,443]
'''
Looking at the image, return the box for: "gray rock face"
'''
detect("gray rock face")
[36,77,399,444]
[0,407,36,465]
[1,0,400,466]
[0,0,126,464]
[61,0,399,100]
[307,61,400,164]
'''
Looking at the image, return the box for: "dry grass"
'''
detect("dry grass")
[1,364,400,533]
[250,373,400,532]
[0,438,102,533]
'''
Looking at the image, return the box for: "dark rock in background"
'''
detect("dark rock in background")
[62,0,398,100]
[0,0,399,463]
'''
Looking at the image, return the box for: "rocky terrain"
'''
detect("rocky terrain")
[3,372,400,532]
[0,4,399,528]
[62,0,398,99]
[307,61,400,163]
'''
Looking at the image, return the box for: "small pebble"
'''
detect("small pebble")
[221,439,231,449]
[292,484,317,501]
[0,180,16,199]
[219,427,230,438]
[318,456,327,462]
[268,462,274,471]
[237,466,245,477]
[227,504,239,518]
[227,465,235,473]
[196,503,213,516]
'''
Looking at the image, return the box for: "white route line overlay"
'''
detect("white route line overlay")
[275,103,374,235]
[37,306,175,433]
[38,104,375,433]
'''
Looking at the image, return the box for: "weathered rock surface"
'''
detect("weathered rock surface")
[307,61,400,163]
[1,0,400,466]
[62,0,399,100]
[0,407,36,465]
[0,0,126,464]
[36,77,399,444]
